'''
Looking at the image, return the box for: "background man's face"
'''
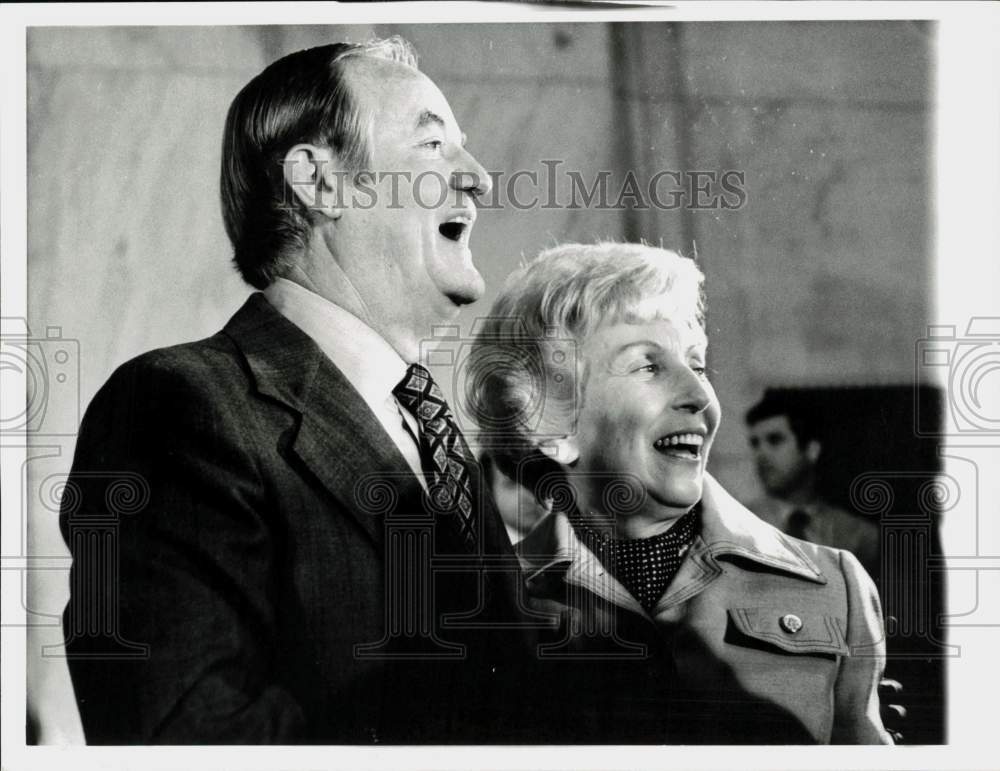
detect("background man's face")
[333,59,491,344]
[748,414,814,497]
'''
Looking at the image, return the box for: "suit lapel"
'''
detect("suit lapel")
[222,293,423,546]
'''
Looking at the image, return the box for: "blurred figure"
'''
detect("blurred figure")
[745,392,880,579]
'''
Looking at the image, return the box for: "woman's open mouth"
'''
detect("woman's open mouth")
[653,432,705,460]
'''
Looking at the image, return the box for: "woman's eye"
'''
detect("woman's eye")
[635,362,659,374]
[423,139,444,151]
[691,365,707,377]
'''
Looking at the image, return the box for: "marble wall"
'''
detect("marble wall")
[24,22,931,741]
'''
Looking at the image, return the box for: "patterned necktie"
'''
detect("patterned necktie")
[393,363,477,549]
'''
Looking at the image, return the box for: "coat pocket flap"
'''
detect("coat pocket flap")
[727,607,849,656]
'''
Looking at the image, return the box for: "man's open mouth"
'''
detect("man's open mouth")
[653,432,705,460]
[438,213,474,244]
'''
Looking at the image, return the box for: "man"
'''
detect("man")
[744,392,880,579]
[60,38,536,744]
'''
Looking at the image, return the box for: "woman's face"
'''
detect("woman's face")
[561,317,721,536]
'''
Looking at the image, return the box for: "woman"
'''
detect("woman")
[466,242,891,744]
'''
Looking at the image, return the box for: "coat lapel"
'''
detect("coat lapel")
[222,293,423,546]
[698,474,827,584]
[656,475,827,610]
[516,473,829,616]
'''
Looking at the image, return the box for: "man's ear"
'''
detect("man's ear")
[282,143,343,219]
[805,439,822,465]
[537,435,580,466]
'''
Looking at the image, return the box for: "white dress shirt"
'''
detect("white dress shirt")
[263,278,426,488]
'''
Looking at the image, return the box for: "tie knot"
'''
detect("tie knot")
[788,508,810,524]
[394,363,451,423]
[786,508,811,539]
[403,362,432,382]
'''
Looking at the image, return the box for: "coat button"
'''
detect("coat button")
[780,613,803,633]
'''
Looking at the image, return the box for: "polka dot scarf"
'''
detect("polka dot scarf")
[573,505,701,613]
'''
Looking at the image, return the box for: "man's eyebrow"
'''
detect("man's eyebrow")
[416,110,467,146]
[416,110,445,131]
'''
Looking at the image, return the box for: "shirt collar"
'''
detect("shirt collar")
[515,473,826,588]
[263,277,409,411]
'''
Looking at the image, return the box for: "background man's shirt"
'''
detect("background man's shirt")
[748,495,880,579]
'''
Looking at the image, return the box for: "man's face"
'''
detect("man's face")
[565,318,721,529]
[332,59,491,350]
[747,414,813,497]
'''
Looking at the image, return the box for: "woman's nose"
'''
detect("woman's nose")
[672,368,712,414]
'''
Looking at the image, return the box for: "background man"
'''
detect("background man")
[60,37,535,744]
[744,392,880,580]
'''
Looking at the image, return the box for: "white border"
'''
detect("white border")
[3,2,999,769]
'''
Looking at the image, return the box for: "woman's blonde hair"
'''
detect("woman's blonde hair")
[465,242,705,483]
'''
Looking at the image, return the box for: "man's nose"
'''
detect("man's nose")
[451,146,493,199]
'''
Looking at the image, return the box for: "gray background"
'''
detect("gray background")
[25,22,931,741]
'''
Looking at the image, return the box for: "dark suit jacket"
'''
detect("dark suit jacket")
[61,294,539,744]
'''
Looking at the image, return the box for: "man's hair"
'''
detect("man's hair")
[465,242,705,487]
[220,37,417,289]
[745,391,819,448]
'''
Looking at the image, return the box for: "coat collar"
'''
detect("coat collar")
[222,293,423,546]
[516,473,827,596]
[696,474,826,582]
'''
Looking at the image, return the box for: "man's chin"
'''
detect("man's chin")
[444,291,478,308]
[443,277,485,307]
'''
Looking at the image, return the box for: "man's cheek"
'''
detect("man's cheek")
[413,172,449,209]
